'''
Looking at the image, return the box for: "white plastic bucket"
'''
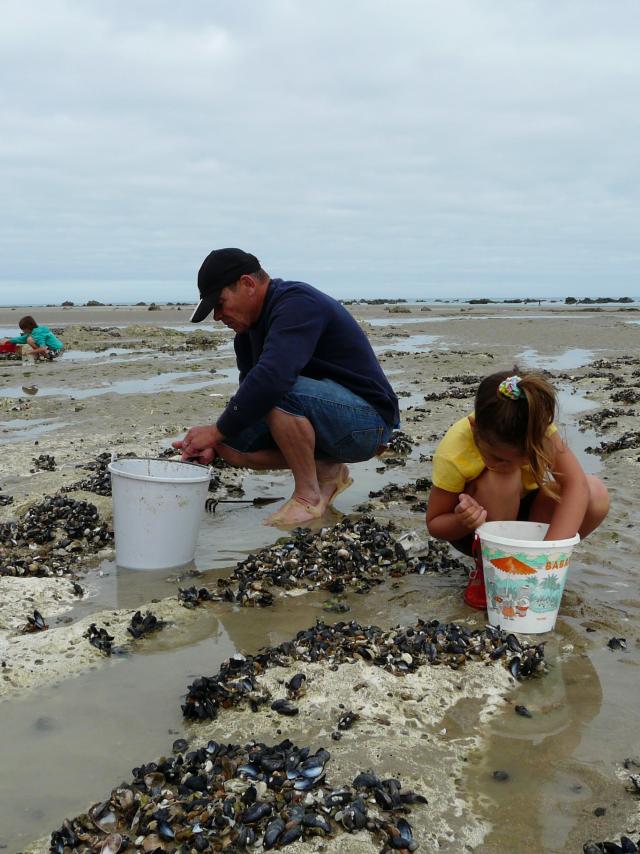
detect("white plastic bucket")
[477,521,580,634]
[108,457,211,569]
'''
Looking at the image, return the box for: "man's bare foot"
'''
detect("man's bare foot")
[263,495,325,528]
[318,463,353,505]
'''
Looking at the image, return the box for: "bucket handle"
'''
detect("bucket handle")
[110,451,214,479]
[469,533,482,580]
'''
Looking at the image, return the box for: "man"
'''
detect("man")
[173,248,399,526]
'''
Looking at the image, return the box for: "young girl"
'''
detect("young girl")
[426,370,609,607]
[0,316,64,361]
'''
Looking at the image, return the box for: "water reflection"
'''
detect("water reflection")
[375,334,442,353]
[62,347,152,361]
[0,418,71,444]
[465,625,603,852]
[517,348,595,370]
[367,313,586,327]
[0,616,233,853]
[2,369,237,400]
[556,385,601,474]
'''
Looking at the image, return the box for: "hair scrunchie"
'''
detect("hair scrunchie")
[498,375,522,400]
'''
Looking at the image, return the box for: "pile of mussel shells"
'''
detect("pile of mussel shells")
[128,610,166,640]
[423,386,475,402]
[578,406,635,432]
[440,373,482,385]
[584,837,639,853]
[205,516,465,608]
[84,624,115,656]
[0,494,112,577]
[611,388,640,405]
[62,452,132,497]
[178,587,215,609]
[586,430,640,456]
[62,451,234,498]
[182,619,545,723]
[32,453,56,471]
[384,431,415,455]
[367,478,433,512]
[50,739,425,853]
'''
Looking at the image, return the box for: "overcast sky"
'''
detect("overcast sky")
[2,0,639,303]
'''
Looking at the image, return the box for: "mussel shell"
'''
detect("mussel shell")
[241,801,272,824]
[143,771,166,791]
[89,801,117,833]
[280,823,303,845]
[263,816,285,849]
[172,738,188,754]
[157,820,175,841]
[270,699,299,716]
[352,771,380,789]
[294,774,325,791]
[286,673,306,693]
[235,824,256,846]
[99,833,123,854]
[397,817,414,843]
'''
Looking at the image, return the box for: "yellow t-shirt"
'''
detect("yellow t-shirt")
[432,415,556,495]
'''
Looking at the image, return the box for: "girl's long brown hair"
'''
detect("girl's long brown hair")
[474,368,558,497]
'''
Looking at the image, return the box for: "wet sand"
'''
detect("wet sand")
[0,301,639,852]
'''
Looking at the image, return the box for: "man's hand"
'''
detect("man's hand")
[454,493,487,531]
[172,425,223,465]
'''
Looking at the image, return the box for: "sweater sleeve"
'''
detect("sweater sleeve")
[217,290,327,437]
[234,334,253,383]
[9,333,28,344]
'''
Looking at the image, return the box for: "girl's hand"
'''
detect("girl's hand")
[454,493,488,531]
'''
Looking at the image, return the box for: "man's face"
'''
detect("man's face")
[212,279,256,333]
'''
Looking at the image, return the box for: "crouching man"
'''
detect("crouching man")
[174,248,399,526]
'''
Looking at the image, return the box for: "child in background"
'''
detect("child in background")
[426,369,609,608]
[0,316,64,361]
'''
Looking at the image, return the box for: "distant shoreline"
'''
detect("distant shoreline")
[0,296,638,309]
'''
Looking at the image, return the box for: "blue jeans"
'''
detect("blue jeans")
[223,376,395,463]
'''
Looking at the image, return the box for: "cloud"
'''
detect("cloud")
[1,0,639,301]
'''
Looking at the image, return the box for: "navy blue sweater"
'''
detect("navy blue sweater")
[216,279,399,438]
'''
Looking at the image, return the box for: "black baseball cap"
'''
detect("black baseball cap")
[190,248,261,323]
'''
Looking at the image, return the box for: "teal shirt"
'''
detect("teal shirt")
[10,325,63,351]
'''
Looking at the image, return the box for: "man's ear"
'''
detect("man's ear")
[239,273,257,293]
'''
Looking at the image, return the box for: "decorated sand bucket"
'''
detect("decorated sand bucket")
[477,521,580,634]
[108,457,211,569]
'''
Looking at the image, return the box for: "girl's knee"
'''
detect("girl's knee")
[467,466,521,512]
[579,476,610,539]
[589,476,610,520]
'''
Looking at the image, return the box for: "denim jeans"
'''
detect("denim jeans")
[223,376,395,463]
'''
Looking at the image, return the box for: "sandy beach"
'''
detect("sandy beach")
[1,301,639,853]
